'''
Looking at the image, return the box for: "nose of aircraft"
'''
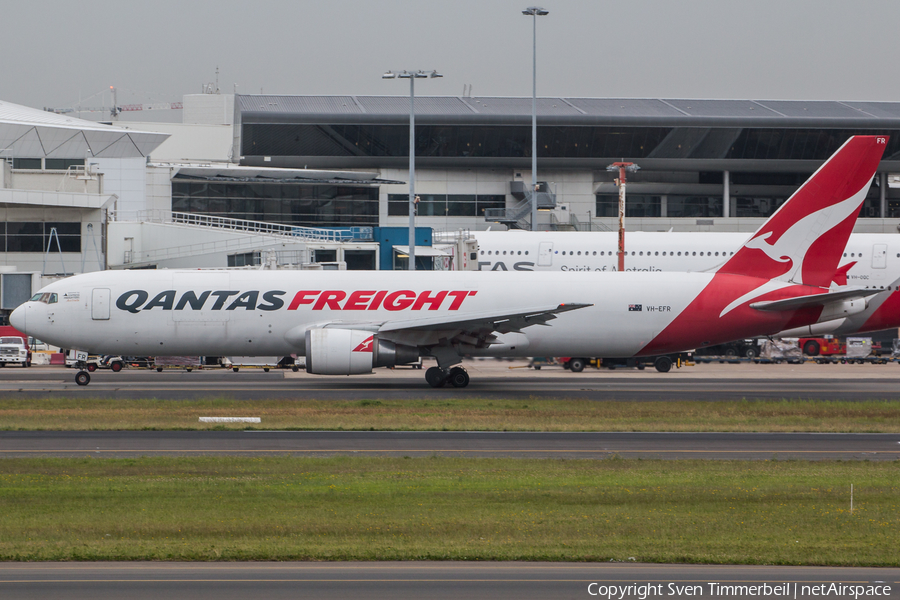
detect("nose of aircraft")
[9,303,26,332]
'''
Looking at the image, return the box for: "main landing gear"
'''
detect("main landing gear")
[425,365,470,388]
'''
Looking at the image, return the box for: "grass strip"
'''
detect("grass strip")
[1,397,899,432]
[0,456,897,564]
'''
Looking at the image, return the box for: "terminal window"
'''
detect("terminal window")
[388,194,505,217]
[172,181,379,228]
[3,222,81,253]
[595,194,661,218]
[242,123,672,160]
[667,196,723,218]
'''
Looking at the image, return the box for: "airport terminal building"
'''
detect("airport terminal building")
[231,95,900,233]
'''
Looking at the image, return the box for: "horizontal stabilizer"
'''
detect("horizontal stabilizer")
[750,287,883,312]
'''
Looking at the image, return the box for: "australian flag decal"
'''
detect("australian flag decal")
[628,304,642,312]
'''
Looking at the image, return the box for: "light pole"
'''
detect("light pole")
[607,162,640,272]
[383,69,443,271]
[523,6,548,232]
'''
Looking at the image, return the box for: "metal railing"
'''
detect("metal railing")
[548,212,612,232]
[433,228,473,244]
[123,235,296,265]
[112,211,377,266]
[548,213,576,231]
[109,210,373,242]
[484,189,558,230]
[484,197,534,230]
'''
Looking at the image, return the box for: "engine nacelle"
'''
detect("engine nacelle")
[305,328,419,375]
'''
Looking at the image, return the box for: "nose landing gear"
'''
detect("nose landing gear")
[74,359,91,386]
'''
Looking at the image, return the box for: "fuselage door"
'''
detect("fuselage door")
[92,288,110,320]
[538,242,553,267]
[873,244,887,269]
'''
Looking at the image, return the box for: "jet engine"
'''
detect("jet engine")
[304,328,420,375]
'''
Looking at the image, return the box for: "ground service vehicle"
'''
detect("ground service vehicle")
[9,137,890,387]
[0,336,31,367]
[799,336,845,356]
[86,355,126,372]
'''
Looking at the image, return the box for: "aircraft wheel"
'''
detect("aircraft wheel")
[448,367,470,388]
[425,366,446,388]
[233,367,239,373]
[86,363,97,372]
[186,368,192,372]
[75,371,91,386]
[156,367,164,372]
[654,356,673,373]
[569,358,586,373]
[264,368,270,372]
[291,366,299,372]
[110,361,123,373]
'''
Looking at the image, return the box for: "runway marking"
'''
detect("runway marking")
[5,387,900,397]
[0,578,889,583]
[0,449,896,454]
[0,562,892,572]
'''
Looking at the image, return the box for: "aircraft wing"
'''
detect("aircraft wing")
[750,287,883,312]
[376,302,592,348]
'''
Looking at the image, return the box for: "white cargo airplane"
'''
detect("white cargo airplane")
[11,136,888,387]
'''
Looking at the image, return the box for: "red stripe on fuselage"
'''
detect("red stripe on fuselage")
[859,290,900,333]
[638,273,825,356]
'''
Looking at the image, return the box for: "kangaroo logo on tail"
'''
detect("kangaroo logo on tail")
[742,187,869,272]
[720,136,887,288]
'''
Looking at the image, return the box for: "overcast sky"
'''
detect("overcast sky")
[2,0,897,119]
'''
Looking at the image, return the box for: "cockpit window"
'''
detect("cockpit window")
[30,292,58,304]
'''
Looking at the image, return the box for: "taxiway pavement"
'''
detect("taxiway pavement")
[2,430,898,460]
[1,563,897,600]
[2,360,900,401]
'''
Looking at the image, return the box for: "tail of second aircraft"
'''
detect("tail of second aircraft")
[719,135,887,288]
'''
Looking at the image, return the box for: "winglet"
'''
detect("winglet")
[719,136,887,287]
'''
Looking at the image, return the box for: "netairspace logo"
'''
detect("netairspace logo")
[586,582,893,599]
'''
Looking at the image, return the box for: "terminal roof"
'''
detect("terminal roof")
[237,95,900,128]
[0,100,169,158]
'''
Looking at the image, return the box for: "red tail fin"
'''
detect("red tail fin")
[720,136,887,287]
[832,262,857,287]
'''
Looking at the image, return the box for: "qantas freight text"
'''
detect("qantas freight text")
[115,289,479,313]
